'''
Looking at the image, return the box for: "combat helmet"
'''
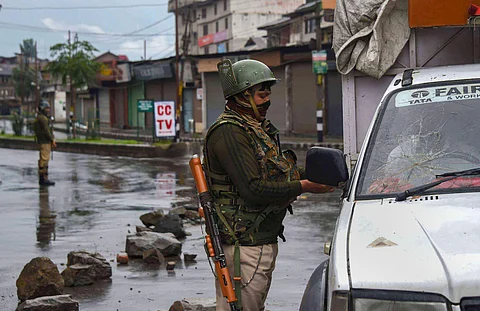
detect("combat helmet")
[217,59,278,99]
[38,100,50,113]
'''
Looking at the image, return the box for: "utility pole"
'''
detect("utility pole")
[315,0,326,142]
[35,41,39,112]
[144,40,147,60]
[175,0,181,142]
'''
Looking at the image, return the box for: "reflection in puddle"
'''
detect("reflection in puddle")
[37,187,56,249]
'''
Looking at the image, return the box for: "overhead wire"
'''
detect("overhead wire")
[0,21,175,37]
[1,4,169,10]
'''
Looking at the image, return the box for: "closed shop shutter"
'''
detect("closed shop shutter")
[268,67,286,132]
[98,89,110,127]
[113,88,125,128]
[205,72,225,127]
[128,83,144,128]
[292,62,316,134]
[83,98,94,125]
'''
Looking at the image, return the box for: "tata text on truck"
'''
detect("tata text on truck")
[300,1,480,310]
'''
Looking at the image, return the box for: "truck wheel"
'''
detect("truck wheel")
[299,259,328,311]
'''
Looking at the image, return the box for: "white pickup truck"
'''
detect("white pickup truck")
[299,7,480,311]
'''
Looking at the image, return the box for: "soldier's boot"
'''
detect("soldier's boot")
[44,166,55,186]
[39,167,55,186]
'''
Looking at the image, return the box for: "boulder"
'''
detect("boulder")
[66,251,112,280]
[16,295,79,311]
[126,231,182,257]
[183,253,197,261]
[142,248,165,264]
[152,214,187,239]
[184,210,200,221]
[136,225,152,233]
[169,207,187,218]
[16,257,64,302]
[140,210,164,227]
[169,298,216,311]
[61,264,96,287]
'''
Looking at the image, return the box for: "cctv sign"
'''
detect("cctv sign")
[154,101,176,137]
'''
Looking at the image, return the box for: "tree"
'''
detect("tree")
[12,39,37,114]
[20,38,36,68]
[12,66,35,109]
[46,38,101,138]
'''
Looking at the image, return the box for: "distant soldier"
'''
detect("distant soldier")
[33,100,56,186]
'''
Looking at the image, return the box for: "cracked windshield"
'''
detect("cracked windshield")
[359,82,480,196]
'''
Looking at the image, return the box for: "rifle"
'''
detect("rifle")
[189,154,240,311]
[50,116,54,160]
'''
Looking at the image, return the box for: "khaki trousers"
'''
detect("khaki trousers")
[38,144,51,174]
[215,244,278,311]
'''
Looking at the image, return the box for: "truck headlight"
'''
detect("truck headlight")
[353,290,449,311]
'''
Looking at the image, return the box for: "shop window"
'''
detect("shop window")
[205,46,210,54]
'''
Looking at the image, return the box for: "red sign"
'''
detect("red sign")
[198,34,214,47]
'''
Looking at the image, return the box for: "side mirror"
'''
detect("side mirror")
[306,147,349,186]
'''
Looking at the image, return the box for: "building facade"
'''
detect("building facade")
[169,0,304,55]
[256,0,342,137]
[0,64,16,115]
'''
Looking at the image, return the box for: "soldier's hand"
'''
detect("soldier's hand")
[52,140,57,148]
[300,180,336,194]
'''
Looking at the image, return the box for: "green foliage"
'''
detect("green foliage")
[12,39,38,110]
[20,39,36,67]
[0,133,33,140]
[10,113,24,136]
[12,67,35,100]
[47,40,101,90]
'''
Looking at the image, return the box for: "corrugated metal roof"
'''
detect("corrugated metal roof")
[258,17,291,30]
[294,0,319,13]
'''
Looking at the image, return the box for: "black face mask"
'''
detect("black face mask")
[257,100,271,118]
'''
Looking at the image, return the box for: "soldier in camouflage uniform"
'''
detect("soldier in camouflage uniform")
[33,100,56,186]
[204,59,335,311]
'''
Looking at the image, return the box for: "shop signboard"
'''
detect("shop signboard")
[154,101,176,137]
[312,50,328,75]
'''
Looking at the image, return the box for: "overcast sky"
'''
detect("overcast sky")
[0,0,176,61]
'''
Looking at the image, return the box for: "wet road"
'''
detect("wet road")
[0,146,340,311]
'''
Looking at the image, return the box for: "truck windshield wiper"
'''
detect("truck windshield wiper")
[395,167,480,201]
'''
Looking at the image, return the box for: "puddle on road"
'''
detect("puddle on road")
[0,147,340,311]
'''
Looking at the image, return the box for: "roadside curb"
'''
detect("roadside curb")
[0,137,202,158]
[53,126,344,151]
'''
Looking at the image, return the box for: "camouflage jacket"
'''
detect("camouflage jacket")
[204,108,303,245]
[33,114,54,144]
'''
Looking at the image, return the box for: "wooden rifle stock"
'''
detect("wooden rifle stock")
[189,155,240,310]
